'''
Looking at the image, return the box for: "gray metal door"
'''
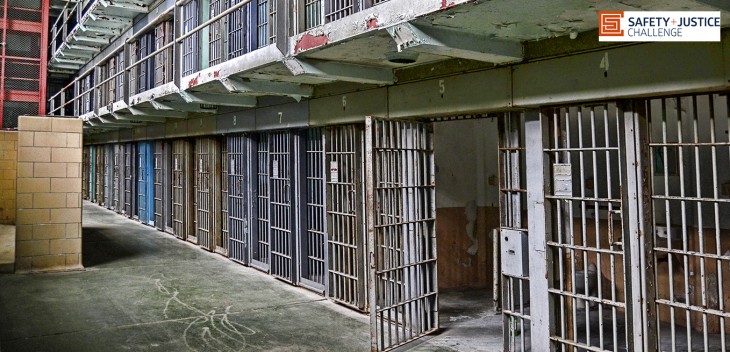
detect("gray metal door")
[173,139,192,241]
[228,133,254,265]
[95,145,105,205]
[113,144,121,212]
[82,147,89,200]
[104,144,113,208]
[300,128,327,293]
[252,132,270,271]
[124,143,136,218]
[220,138,229,256]
[326,124,366,310]
[498,112,531,352]
[365,117,438,351]
[195,137,221,252]
[269,131,297,283]
[153,141,166,231]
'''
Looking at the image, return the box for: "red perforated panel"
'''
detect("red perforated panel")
[0,0,47,128]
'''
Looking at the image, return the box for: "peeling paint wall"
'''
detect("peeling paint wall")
[434,118,499,289]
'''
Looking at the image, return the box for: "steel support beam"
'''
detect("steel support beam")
[72,35,111,45]
[98,114,146,126]
[387,22,523,64]
[178,91,257,107]
[149,101,218,114]
[112,112,167,123]
[283,59,394,85]
[127,107,187,118]
[82,25,121,36]
[220,77,313,99]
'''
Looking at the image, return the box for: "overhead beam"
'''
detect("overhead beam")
[81,25,121,36]
[49,63,84,70]
[220,77,313,100]
[387,22,523,64]
[127,107,187,119]
[98,115,146,126]
[101,0,148,13]
[66,44,101,52]
[149,101,218,114]
[178,91,257,107]
[72,35,110,45]
[283,59,394,85]
[91,15,133,26]
[53,57,87,64]
[112,112,167,123]
[58,51,94,59]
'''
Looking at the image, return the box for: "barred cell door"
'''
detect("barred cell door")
[300,128,327,293]
[113,144,122,212]
[326,124,367,310]
[220,139,229,256]
[228,134,254,265]
[153,141,165,231]
[95,146,104,205]
[104,144,114,208]
[269,131,298,283]
[365,117,438,351]
[181,0,199,76]
[195,137,221,252]
[173,140,192,241]
[124,143,136,218]
[89,146,95,202]
[647,94,730,351]
[252,132,271,271]
[138,141,151,225]
[82,147,90,200]
[524,104,656,352]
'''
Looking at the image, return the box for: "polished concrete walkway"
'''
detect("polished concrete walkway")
[0,202,502,352]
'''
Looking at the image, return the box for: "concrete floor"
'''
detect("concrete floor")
[0,202,504,352]
[0,224,14,273]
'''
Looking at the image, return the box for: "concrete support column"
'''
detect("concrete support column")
[15,116,84,273]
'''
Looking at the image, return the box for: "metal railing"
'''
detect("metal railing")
[48,0,81,56]
[49,0,389,118]
[302,0,391,31]
[49,0,265,118]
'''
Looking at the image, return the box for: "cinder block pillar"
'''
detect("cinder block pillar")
[15,116,83,273]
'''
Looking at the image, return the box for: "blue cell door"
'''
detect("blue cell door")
[90,146,96,203]
[137,141,155,225]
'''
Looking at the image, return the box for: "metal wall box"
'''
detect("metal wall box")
[501,229,528,277]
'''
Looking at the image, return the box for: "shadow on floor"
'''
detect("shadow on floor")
[82,226,140,267]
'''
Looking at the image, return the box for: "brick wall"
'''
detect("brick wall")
[15,116,83,272]
[0,131,17,224]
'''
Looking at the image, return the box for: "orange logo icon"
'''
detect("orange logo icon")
[599,11,624,36]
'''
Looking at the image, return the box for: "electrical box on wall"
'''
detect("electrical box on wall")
[501,229,529,277]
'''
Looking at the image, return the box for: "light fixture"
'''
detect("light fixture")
[385,51,419,64]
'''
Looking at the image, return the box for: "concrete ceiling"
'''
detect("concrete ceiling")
[423,0,730,41]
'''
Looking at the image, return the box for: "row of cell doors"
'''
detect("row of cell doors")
[82,118,438,351]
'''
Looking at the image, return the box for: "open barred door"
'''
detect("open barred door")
[365,117,438,351]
